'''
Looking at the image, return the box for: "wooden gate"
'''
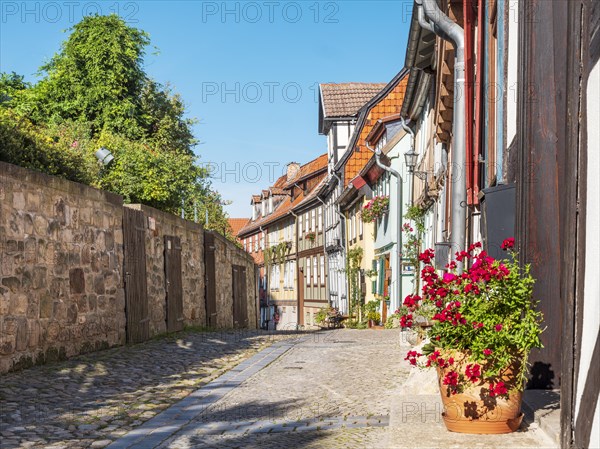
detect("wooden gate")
[204,232,217,327]
[232,265,248,328]
[164,235,184,332]
[123,207,149,343]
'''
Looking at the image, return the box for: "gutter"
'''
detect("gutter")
[418,0,467,271]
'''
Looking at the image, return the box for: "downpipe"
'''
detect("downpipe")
[419,0,467,271]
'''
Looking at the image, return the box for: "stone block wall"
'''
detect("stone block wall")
[0,162,126,373]
[125,205,205,336]
[207,231,257,329]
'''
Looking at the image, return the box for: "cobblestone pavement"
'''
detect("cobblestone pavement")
[0,329,300,449]
[108,328,410,448]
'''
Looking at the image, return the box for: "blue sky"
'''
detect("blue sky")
[0,0,413,216]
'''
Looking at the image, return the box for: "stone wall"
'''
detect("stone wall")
[206,231,257,329]
[125,204,205,336]
[0,161,258,374]
[0,162,126,373]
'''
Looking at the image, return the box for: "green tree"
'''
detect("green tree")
[0,14,232,238]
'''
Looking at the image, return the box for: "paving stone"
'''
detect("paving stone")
[0,329,299,448]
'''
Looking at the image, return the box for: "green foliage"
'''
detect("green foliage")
[0,15,232,239]
[0,109,94,183]
[314,307,329,325]
[346,247,364,326]
[403,205,426,293]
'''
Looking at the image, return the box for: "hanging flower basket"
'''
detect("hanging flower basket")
[305,231,316,243]
[401,238,544,434]
[361,196,389,223]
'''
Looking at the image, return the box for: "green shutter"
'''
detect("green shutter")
[371,260,377,294]
[378,258,384,295]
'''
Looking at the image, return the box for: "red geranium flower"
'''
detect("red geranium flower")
[501,237,515,250]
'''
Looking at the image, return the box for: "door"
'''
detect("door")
[204,232,217,327]
[232,265,248,328]
[123,208,150,343]
[164,235,184,332]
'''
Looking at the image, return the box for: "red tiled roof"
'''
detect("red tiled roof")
[270,187,287,196]
[239,153,328,236]
[320,83,387,118]
[229,218,250,237]
[283,153,328,187]
[344,76,409,181]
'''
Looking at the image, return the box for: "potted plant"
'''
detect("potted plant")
[305,231,316,243]
[361,196,390,223]
[365,300,380,327]
[400,238,543,434]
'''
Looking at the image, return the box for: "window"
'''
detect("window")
[320,255,325,285]
[254,235,258,252]
[313,256,318,286]
[359,209,363,237]
[306,258,311,286]
[291,261,295,289]
[260,233,265,250]
[284,262,289,289]
[243,238,247,252]
[311,209,316,231]
[270,265,280,290]
[299,213,303,236]
[318,207,323,232]
[304,213,309,235]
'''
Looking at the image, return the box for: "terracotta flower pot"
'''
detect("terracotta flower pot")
[436,350,524,434]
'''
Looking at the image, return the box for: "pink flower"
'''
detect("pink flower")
[483,348,493,356]
[494,324,503,332]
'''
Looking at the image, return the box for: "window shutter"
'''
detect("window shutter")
[378,258,384,295]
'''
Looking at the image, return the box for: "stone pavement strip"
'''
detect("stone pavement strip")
[0,329,299,449]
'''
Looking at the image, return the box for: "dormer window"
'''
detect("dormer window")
[269,196,273,214]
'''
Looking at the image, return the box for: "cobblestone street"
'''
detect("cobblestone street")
[1,329,558,449]
[0,329,297,449]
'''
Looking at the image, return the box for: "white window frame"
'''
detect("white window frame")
[311,209,316,231]
[320,255,325,285]
[306,258,311,286]
[313,255,318,286]
[304,213,309,234]
[318,207,323,232]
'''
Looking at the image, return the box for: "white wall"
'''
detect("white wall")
[574,55,600,449]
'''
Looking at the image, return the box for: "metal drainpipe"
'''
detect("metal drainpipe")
[400,117,416,205]
[330,171,346,311]
[419,0,466,271]
[370,144,404,310]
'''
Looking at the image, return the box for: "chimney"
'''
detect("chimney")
[286,162,300,182]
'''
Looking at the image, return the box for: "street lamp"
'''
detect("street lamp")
[404,149,418,173]
[94,147,114,166]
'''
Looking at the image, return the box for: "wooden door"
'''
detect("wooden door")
[123,208,149,343]
[232,265,248,328]
[204,232,217,327]
[164,235,184,332]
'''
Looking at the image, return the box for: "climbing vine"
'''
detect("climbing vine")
[345,247,364,325]
[403,204,426,293]
[264,241,292,267]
